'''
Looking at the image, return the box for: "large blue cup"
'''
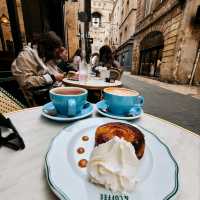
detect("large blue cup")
[50,87,87,116]
[103,87,144,116]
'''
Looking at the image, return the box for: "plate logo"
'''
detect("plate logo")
[100,193,129,200]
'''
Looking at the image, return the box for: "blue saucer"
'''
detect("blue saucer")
[96,100,143,120]
[42,101,93,122]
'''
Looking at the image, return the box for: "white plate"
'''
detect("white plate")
[45,118,179,200]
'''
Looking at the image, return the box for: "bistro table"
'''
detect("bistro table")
[62,78,122,90]
[0,107,200,200]
[62,77,122,103]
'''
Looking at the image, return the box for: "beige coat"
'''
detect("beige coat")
[11,46,59,89]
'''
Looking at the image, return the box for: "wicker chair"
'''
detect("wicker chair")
[0,87,25,113]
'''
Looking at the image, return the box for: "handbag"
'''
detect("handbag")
[0,113,25,150]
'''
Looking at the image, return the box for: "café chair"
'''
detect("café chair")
[21,85,51,107]
[109,69,121,81]
[0,87,25,113]
[119,69,124,79]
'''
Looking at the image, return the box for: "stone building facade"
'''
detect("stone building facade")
[89,0,114,53]
[132,0,200,84]
[110,0,137,71]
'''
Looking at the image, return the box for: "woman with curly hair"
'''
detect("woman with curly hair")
[99,45,121,70]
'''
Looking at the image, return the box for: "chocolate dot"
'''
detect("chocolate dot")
[78,159,88,168]
[77,147,85,154]
[82,136,89,141]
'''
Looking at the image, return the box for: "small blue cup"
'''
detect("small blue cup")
[50,87,87,116]
[103,87,144,116]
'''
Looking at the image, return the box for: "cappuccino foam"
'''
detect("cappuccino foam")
[105,88,139,96]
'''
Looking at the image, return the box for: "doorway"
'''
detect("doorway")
[139,31,164,78]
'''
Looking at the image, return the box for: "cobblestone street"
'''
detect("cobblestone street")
[122,73,200,134]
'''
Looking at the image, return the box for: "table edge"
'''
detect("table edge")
[62,79,122,90]
[4,107,199,138]
[144,113,200,138]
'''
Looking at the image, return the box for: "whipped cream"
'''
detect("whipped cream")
[87,136,140,192]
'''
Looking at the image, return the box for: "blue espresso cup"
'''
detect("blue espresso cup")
[50,87,87,116]
[103,87,144,116]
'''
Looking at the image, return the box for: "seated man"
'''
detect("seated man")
[11,31,65,105]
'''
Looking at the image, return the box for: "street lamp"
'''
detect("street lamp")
[0,14,9,25]
[79,0,91,62]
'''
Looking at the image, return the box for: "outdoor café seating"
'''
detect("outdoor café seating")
[0,51,199,200]
[0,0,199,199]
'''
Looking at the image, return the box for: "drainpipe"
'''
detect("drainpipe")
[189,47,200,85]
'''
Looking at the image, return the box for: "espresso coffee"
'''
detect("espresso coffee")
[53,88,84,95]
[104,88,139,96]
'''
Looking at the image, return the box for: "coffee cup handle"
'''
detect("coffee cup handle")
[68,99,76,116]
[136,96,144,106]
[129,106,142,116]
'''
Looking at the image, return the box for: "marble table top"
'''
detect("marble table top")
[0,106,199,200]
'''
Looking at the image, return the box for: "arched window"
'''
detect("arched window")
[127,0,129,9]
[121,8,124,18]
[146,0,164,15]
[144,0,153,16]
[92,12,102,27]
[120,32,123,44]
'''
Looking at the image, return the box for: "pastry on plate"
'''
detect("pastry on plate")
[95,122,145,159]
[88,122,145,192]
